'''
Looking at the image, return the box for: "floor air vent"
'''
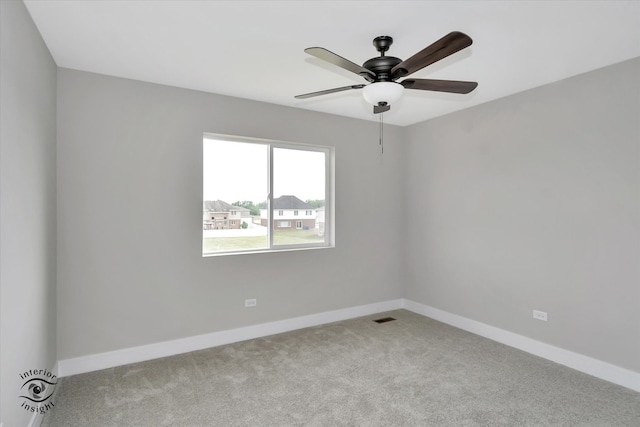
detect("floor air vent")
[373,317,396,324]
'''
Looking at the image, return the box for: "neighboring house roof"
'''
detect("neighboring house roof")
[272,195,313,210]
[203,200,250,213]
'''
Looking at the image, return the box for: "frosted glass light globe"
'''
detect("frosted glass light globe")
[362,82,404,106]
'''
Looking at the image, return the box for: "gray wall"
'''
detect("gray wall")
[0,1,58,425]
[404,58,640,372]
[56,69,405,360]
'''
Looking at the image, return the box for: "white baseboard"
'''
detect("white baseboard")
[57,299,404,377]
[56,297,639,393]
[28,412,41,427]
[402,299,640,393]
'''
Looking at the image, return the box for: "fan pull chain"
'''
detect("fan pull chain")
[379,112,384,154]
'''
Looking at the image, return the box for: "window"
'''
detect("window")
[203,134,333,255]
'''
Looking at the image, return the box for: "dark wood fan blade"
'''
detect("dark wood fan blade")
[373,103,391,114]
[305,47,376,80]
[391,32,472,79]
[295,84,365,99]
[401,79,478,94]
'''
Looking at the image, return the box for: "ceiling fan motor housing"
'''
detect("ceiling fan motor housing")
[364,35,403,82]
[363,56,402,82]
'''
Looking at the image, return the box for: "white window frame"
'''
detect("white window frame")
[296,220,303,229]
[203,133,334,256]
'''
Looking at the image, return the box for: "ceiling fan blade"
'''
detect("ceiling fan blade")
[401,79,478,94]
[373,104,391,114]
[391,32,473,79]
[294,84,365,99]
[305,47,376,81]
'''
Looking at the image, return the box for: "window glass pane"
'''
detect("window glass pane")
[203,138,268,253]
[272,148,326,246]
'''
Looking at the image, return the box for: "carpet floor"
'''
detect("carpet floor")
[42,310,639,426]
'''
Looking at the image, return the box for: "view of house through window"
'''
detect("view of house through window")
[271,147,325,246]
[203,134,331,255]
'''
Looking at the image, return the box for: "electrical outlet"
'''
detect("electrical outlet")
[244,298,257,308]
[533,310,548,321]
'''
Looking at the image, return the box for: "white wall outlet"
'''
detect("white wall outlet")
[533,310,548,321]
[244,298,257,308]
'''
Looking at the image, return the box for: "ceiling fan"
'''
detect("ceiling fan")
[295,32,478,114]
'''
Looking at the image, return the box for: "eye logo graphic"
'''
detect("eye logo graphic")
[19,369,57,414]
[21,379,54,402]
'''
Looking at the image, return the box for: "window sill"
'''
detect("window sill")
[202,244,335,258]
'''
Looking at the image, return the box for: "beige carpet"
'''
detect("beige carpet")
[42,310,639,426]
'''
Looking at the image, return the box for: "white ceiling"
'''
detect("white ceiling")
[24,0,640,126]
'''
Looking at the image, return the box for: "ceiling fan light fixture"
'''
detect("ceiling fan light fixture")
[296,32,476,115]
[362,82,404,106]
